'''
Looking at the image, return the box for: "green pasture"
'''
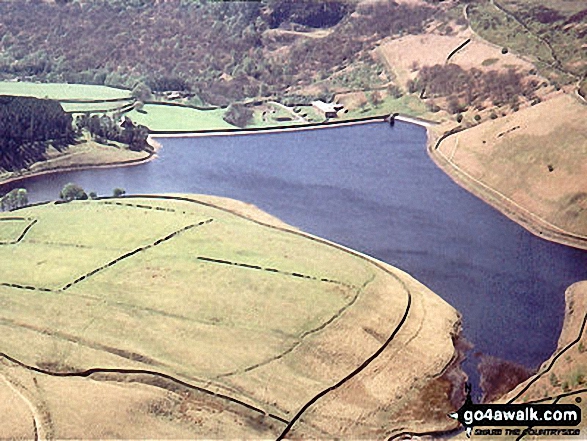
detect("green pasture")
[0,219,32,243]
[0,196,380,383]
[61,101,132,114]
[0,81,132,101]
[345,94,430,120]
[123,104,234,131]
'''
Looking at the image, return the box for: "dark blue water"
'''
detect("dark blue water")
[10,122,587,397]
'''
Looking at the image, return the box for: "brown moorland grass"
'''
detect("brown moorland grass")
[0,371,36,439]
[431,94,587,249]
[0,194,463,438]
[376,32,533,89]
[0,360,282,439]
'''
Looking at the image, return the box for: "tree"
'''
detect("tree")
[387,84,403,99]
[0,188,28,211]
[222,103,253,128]
[131,82,153,102]
[447,96,462,115]
[88,191,98,199]
[15,188,28,208]
[113,188,126,197]
[369,91,382,107]
[60,183,88,202]
[0,96,74,172]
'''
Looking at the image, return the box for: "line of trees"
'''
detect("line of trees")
[0,184,129,211]
[411,64,537,114]
[59,183,126,202]
[75,114,151,152]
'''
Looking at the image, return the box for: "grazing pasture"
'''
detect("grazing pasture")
[0,81,132,101]
[0,195,460,438]
[123,104,233,131]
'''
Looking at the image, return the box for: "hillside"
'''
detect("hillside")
[0,0,444,106]
[430,93,587,250]
[468,0,587,93]
[0,194,465,438]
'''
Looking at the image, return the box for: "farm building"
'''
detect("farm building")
[312,100,344,118]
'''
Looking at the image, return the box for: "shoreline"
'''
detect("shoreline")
[426,130,587,251]
[149,113,436,139]
[0,116,432,190]
[0,149,156,189]
[3,114,581,257]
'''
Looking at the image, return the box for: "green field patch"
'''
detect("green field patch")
[68,253,356,337]
[0,196,382,385]
[16,200,192,250]
[0,82,132,101]
[0,286,297,376]
[0,200,206,289]
[123,104,233,132]
[0,218,35,244]
[61,100,132,114]
[154,216,375,286]
[0,243,123,289]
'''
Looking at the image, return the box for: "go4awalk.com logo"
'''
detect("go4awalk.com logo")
[449,385,582,437]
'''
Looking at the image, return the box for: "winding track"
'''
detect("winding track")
[2,194,415,438]
[0,373,43,441]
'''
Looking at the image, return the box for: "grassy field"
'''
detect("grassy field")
[123,104,233,131]
[0,197,383,407]
[0,218,32,243]
[0,81,132,101]
[61,100,132,114]
[0,195,461,438]
[343,93,431,120]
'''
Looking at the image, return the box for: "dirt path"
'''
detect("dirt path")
[0,373,43,440]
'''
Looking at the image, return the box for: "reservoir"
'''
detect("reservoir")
[9,121,587,396]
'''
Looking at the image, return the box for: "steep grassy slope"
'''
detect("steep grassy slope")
[431,94,587,249]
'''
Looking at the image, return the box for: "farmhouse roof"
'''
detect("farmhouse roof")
[311,100,336,113]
